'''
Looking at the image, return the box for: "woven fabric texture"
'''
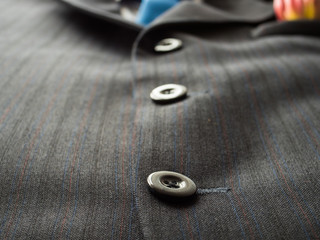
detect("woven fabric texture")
[0,0,320,239]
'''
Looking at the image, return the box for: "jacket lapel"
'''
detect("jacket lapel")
[151,0,275,26]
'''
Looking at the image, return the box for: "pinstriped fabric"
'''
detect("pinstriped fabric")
[215,43,304,238]
[1,37,96,239]
[51,50,121,239]
[198,43,259,240]
[1,0,320,239]
[230,40,320,238]
[177,52,202,240]
[179,49,203,240]
[115,60,144,240]
[126,58,147,240]
[139,31,320,238]
[0,22,89,239]
[248,40,320,226]
[230,45,313,238]
[0,1,141,239]
[243,40,320,237]
[169,54,197,240]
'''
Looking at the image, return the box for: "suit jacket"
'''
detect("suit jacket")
[0,0,320,239]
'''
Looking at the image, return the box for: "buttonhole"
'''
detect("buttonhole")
[196,187,230,195]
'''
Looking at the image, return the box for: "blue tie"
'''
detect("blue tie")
[136,0,180,26]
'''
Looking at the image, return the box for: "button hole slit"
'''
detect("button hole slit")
[196,187,231,195]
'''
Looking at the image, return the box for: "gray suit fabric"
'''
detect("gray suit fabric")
[0,0,320,239]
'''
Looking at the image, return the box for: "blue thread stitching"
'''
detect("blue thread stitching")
[197,188,230,195]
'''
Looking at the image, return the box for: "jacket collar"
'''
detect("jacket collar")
[59,0,142,32]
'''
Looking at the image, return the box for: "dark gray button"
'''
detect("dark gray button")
[150,84,187,102]
[154,38,183,52]
[147,171,197,198]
